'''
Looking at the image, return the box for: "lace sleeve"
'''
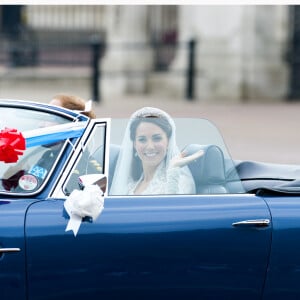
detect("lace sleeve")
[166,166,195,194]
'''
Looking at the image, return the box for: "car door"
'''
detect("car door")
[96,194,272,300]
[25,192,271,300]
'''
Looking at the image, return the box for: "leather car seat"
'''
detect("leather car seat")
[184,144,228,194]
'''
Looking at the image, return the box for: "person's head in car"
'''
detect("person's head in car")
[50,94,96,119]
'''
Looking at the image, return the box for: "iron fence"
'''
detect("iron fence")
[0,28,197,102]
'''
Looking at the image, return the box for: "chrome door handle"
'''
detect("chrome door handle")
[232,219,270,227]
[0,248,21,254]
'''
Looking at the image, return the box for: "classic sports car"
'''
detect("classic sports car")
[1,99,300,300]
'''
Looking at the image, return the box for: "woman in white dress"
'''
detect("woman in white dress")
[109,107,204,195]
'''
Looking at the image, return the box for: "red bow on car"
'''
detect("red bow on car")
[0,128,26,163]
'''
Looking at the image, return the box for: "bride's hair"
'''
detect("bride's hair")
[129,115,172,141]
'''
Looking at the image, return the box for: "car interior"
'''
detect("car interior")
[107,143,245,195]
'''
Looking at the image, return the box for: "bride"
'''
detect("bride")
[109,107,204,195]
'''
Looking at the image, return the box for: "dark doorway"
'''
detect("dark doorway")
[148,6,178,71]
[1,5,23,35]
[0,5,38,67]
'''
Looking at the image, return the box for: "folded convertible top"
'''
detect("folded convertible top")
[234,160,300,194]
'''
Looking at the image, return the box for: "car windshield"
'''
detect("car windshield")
[0,107,72,194]
[109,118,245,195]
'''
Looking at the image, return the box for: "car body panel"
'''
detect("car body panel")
[0,199,38,299]
[262,195,300,299]
[25,194,271,300]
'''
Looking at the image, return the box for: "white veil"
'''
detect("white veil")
[109,107,180,195]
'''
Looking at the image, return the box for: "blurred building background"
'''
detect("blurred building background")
[0,5,298,103]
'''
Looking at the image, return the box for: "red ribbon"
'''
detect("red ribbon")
[0,128,26,163]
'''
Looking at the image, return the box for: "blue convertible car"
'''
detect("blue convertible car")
[1,99,300,299]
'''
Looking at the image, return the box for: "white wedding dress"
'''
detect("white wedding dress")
[127,161,195,195]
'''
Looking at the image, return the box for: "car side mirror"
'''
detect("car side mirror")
[78,174,107,193]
